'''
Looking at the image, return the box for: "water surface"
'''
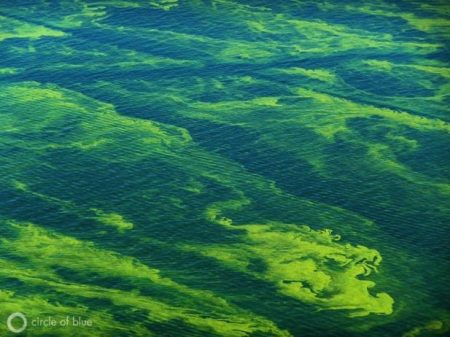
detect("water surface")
[0,1,449,336]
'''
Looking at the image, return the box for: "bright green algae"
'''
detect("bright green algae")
[0,1,449,336]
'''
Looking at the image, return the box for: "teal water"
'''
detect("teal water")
[0,1,449,336]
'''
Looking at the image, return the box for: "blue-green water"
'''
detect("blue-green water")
[0,1,449,336]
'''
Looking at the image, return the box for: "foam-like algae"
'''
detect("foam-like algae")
[197,199,394,317]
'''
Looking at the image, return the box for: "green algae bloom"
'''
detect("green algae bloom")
[0,1,449,336]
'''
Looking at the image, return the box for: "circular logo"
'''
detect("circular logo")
[7,312,27,333]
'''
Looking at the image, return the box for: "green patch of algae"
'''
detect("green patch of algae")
[0,80,396,328]
[0,220,291,337]
[0,67,18,75]
[89,208,134,232]
[0,15,65,42]
[295,88,450,138]
[276,67,337,83]
[403,317,449,337]
[0,2,448,333]
[194,198,394,318]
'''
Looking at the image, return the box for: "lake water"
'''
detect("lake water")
[0,1,449,336]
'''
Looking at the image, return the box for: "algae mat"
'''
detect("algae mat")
[0,1,449,336]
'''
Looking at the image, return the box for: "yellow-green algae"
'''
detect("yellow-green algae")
[89,208,134,232]
[0,81,191,156]
[294,88,450,137]
[0,220,291,337]
[0,1,449,336]
[197,198,394,318]
[324,2,450,37]
[275,67,337,83]
[0,81,397,331]
[0,67,18,75]
[0,15,65,42]
[130,76,448,188]
[149,0,179,11]
[402,316,449,337]
[14,179,135,233]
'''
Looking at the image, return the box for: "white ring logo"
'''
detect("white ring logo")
[7,312,27,333]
